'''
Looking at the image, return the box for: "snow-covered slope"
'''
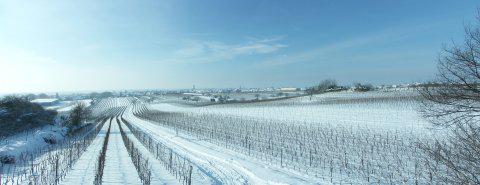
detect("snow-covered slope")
[0,125,67,161]
[2,93,437,184]
[150,90,427,131]
[123,107,325,184]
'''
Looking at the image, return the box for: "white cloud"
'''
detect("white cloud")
[161,37,287,64]
[258,33,395,67]
[245,35,286,43]
[257,24,434,67]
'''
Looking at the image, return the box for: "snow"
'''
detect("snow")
[61,121,110,185]
[1,92,434,184]
[149,90,428,132]
[90,97,136,117]
[102,119,142,185]
[118,119,180,185]
[57,99,93,112]
[128,91,433,183]
[183,93,203,96]
[57,106,75,112]
[0,125,66,159]
[123,107,325,184]
[0,99,95,159]
[31,98,58,103]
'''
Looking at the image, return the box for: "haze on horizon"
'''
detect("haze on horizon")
[0,0,478,94]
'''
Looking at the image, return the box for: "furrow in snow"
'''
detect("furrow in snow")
[116,118,180,185]
[124,107,323,185]
[60,120,110,185]
[102,118,142,185]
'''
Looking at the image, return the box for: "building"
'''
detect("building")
[30,98,60,106]
[279,87,299,92]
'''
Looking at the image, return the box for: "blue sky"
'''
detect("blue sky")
[0,0,478,93]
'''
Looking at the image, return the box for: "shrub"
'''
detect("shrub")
[67,102,91,132]
[0,96,57,137]
[353,83,373,92]
[0,155,15,164]
[43,135,57,145]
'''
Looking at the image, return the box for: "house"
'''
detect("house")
[279,87,299,92]
[30,98,60,106]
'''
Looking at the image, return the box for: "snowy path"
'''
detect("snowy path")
[60,121,110,185]
[102,118,142,185]
[117,119,180,185]
[124,107,324,185]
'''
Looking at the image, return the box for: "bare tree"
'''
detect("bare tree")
[419,11,480,184]
[305,87,316,100]
[68,102,91,132]
[318,79,338,92]
[306,79,339,100]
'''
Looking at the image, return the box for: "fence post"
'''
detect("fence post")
[55,157,59,185]
[188,165,193,185]
[281,148,283,167]
[310,149,312,167]
[30,156,35,183]
[69,149,73,168]
[169,150,173,170]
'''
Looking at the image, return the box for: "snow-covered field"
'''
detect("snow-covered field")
[1,90,442,184]
[130,90,439,184]
[42,99,93,112]
[0,124,67,160]
[151,90,427,131]
[56,99,93,112]
[124,107,323,184]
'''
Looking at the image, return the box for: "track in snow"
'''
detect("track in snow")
[61,119,111,185]
[60,98,323,185]
[124,107,323,185]
[116,118,180,185]
[101,118,142,185]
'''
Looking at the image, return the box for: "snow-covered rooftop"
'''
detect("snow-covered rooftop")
[183,93,203,96]
[30,98,59,103]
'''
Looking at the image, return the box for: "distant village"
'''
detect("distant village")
[14,82,425,108]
